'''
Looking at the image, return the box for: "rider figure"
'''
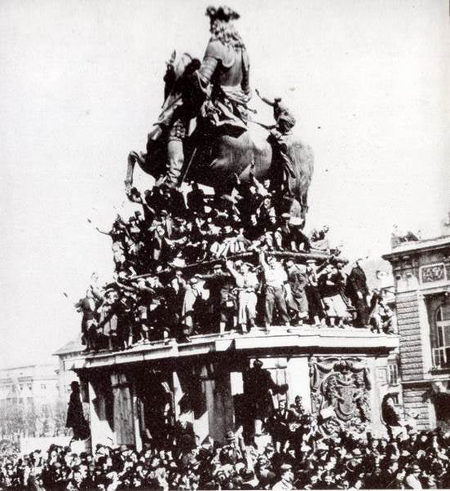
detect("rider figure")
[193,5,251,135]
[256,89,297,196]
[128,6,251,190]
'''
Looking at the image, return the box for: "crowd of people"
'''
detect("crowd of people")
[1,407,450,490]
[76,178,395,351]
[102,176,322,274]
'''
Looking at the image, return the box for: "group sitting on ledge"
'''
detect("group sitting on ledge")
[76,181,396,351]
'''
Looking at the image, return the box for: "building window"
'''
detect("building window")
[432,303,450,369]
[388,363,399,386]
[41,384,46,390]
[390,393,400,405]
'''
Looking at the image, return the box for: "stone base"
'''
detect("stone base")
[74,330,399,449]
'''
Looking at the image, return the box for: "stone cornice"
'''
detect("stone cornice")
[70,329,399,372]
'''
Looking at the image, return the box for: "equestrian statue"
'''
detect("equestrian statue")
[125,6,314,215]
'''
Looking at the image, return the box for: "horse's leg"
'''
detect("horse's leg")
[166,139,184,187]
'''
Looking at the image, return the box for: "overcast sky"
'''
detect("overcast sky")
[0,0,449,368]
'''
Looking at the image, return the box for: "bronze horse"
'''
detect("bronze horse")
[125,51,314,212]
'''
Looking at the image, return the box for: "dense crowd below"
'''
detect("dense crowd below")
[76,179,395,350]
[1,408,448,490]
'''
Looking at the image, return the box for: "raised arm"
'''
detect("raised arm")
[95,227,111,236]
[255,88,275,107]
[259,250,269,273]
[225,260,240,282]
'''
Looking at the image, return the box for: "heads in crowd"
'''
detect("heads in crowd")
[2,412,449,489]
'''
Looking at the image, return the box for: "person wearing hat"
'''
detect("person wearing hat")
[179,274,209,341]
[165,269,187,328]
[346,258,370,327]
[318,263,349,328]
[96,288,120,350]
[404,463,423,489]
[75,286,103,352]
[187,181,207,214]
[284,259,309,325]
[201,263,236,335]
[243,359,288,436]
[268,399,291,453]
[218,430,245,465]
[304,259,325,327]
[255,454,276,489]
[66,382,89,442]
[226,260,258,333]
[255,89,297,198]
[272,463,294,490]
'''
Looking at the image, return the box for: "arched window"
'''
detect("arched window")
[432,302,450,368]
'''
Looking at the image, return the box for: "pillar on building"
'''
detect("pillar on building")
[204,364,234,444]
[369,355,391,436]
[130,383,143,452]
[172,361,235,445]
[88,377,115,448]
[286,356,312,412]
[111,372,135,447]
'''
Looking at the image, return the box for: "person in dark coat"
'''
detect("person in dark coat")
[305,260,325,326]
[285,259,309,325]
[75,287,102,351]
[187,182,207,214]
[346,259,370,326]
[66,382,89,441]
[268,399,291,453]
[202,263,236,334]
[243,359,288,436]
[382,393,403,439]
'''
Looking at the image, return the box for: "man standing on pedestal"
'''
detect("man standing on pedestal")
[202,263,236,335]
[284,259,309,325]
[346,258,370,327]
[259,251,290,329]
[226,260,259,333]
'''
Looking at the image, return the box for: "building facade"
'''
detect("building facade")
[0,364,61,438]
[383,234,450,430]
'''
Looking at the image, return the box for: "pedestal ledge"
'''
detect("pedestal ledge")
[71,328,399,371]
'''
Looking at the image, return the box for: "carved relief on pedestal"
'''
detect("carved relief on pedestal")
[310,357,371,430]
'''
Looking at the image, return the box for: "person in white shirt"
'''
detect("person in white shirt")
[259,251,290,329]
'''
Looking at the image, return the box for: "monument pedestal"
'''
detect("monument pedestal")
[75,329,399,448]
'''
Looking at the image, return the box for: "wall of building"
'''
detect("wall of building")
[0,363,64,438]
[384,236,450,430]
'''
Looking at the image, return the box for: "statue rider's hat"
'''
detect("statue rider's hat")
[206,5,240,22]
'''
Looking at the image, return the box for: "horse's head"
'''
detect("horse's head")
[164,50,201,100]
